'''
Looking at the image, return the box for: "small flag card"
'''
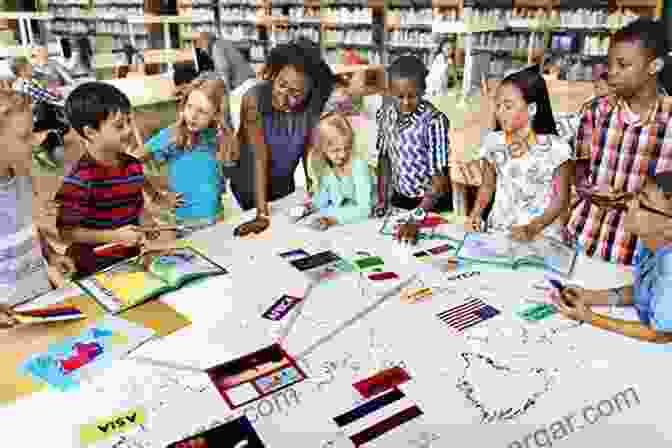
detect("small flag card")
[353,367,411,399]
[14,305,85,325]
[333,388,423,447]
[436,297,500,334]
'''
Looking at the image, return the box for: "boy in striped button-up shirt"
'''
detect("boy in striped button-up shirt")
[376,55,452,245]
[567,18,672,266]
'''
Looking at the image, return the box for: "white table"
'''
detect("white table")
[3,192,670,448]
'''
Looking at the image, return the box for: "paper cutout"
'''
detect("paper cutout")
[79,407,146,446]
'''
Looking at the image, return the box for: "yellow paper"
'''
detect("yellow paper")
[78,407,146,446]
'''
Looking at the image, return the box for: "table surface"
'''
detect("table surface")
[3,191,667,448]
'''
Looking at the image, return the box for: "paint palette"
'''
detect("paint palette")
[206,344,307,410]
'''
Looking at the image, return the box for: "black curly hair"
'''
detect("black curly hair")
[262,40,337,120]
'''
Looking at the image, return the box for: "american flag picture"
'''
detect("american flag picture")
[437,297,501,334]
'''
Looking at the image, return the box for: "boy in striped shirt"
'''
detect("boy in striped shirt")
[55,82,175,276]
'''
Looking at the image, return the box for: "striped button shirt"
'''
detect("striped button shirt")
[376,100,451,199]
[567,95,672,265]
[56,153,144,229]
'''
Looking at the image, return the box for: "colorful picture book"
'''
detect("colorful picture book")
[18,315,154,392]
[77,247,228,313]
[166,416,266,448]
[456,232,578,277]
[206,344,307,410]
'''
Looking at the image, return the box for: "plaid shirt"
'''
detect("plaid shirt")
[13,78,63,106]
[567,94,672,265]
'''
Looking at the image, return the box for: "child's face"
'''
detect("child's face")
[90,110,134,156]
[183,90,216,132]
[495,82,530,132]
[607,39,657,99]
[320,126,352,168]
[388,78,421,115]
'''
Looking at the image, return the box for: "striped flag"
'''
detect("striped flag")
[333,388,423,447]
[436,297,500,334]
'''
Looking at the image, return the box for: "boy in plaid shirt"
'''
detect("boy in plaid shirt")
[567,18,672,266]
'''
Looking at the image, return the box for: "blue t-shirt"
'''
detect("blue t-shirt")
[633,243,672,332]
[145,127,224,222]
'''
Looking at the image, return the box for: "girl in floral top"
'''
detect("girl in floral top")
[467,65,572,241]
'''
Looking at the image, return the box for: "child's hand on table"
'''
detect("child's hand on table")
[549,286,593,322]
[47,253,77,288]
[510,221,543,241]
[396,222,419,245]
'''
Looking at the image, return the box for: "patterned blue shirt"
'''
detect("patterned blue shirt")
[376,100,450,199]
[633,243,672,332]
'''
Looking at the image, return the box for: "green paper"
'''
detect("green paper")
[517,303,558,321]
[354,256,385,271]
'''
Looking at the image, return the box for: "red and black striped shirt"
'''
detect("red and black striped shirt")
[56,152,145,229]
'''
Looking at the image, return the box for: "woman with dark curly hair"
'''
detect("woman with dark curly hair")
[231,40,337,237]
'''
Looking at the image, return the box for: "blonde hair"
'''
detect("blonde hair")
[174,78,232,154]
[308,112,356,191]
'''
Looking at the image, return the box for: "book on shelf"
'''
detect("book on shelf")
[76,247,228,313]
[456,231,578,277]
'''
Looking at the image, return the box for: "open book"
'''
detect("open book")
[76,247,228,313]
[456,232,578,277]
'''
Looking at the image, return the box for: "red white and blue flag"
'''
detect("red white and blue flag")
[436,297,500,334]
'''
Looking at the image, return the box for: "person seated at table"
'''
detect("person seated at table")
[55,82,175,277]
[230,40,338,236]
[0,89,76,308]
[567,18,672,266]
[375,55,452,245]
[465,65,572,241]
[131,78,238,238]
[300,112,373,230]
[552,171,672,344]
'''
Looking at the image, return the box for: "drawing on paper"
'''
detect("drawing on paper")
[18,316,153,392]
[456,352,555,423]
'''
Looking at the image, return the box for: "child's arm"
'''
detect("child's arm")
[320,159,373,225]
[586,313,672,343]
[468,160,496,227]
